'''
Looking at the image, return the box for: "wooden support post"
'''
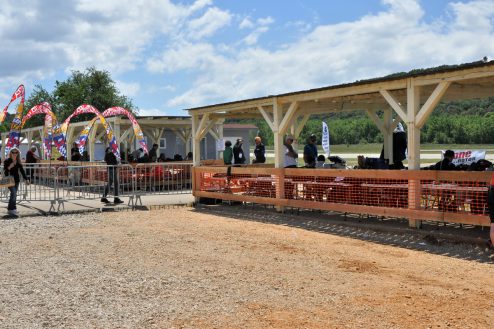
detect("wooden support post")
[185,129,192,156]
[273,99,285,212]
[383,109,394,164]
[218,123,224,160]
[89,124,97,161]
[407,79,422,228]
[192,115,201,167]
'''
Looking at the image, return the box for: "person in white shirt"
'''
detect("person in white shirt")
[284,136,298,168]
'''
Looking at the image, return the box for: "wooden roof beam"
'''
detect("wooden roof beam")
[279,101,299,135]
[413,67,494,86]
[380,89,407,122]
[258,106,275,131]
[416,81,451,128]
[194,113,209,141]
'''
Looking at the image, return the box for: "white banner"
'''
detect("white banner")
[442,150,486,166]
[322,122,330,157]
[216,138,225,152]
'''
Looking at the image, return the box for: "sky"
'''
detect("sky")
[1,0,494,117]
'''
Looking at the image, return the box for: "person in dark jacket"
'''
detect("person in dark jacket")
[70,142,81,161]
[25,146,40,180]
[4,147,29,216]
[303,134,318,168]
[252,136,266,164]
[433,150,456,170]
[149,143,158,162]
[233,138,246,165]
[101,147,123,204]
[223,140,233,165]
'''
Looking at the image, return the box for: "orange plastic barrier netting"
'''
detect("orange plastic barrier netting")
[199,172,488,215]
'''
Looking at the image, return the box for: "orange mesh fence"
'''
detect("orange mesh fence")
[194,166,491,225]
[420,178,488,215]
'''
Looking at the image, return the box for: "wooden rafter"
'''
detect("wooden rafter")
[380,89,407,122]
[415,81,451,128]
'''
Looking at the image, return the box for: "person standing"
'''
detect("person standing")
[233,138,246,165]
[487,172,494,251]
[25,146,40,180]
[149,143,159,162]
[101,147,123,204]
[303,134,318,168]
[252,136,266,164]
[223,140,233,165]
[4,147,29,216]
[70,142,81,161]
[284,136,298,168]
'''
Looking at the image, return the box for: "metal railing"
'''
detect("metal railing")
[0,162,193,212]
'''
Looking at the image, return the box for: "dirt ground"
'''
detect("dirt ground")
[0,207,493,328]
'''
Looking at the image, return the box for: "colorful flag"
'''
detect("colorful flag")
[2,85,25,157]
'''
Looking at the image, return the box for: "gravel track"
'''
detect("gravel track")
[0,208,493,328]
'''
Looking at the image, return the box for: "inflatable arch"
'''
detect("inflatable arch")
[77,107,148,157]
[21,102,66,159]
[62,104,120,160]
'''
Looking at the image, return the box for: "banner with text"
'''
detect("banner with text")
[442,150,486,166]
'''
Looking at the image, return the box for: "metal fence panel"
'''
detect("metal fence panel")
[134,162,192,195]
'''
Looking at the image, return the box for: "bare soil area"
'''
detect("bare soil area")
[0,207,493,328]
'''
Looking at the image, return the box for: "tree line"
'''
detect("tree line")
[235,97,494,146]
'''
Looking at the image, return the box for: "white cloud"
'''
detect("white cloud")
[239,17,254,29]
[115,80,140,97]
[257,16,274,26]
[167,0,494,108]
[0,0,216,84]
[187,7,232,39]
[147,42,218,73]
[138,107,168,116]
[242,26,269,46]
[239,15,274,45]
[449,0,494,31]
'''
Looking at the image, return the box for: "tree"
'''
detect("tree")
[24,67,137,125]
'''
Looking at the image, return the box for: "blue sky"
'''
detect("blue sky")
[1,0,494,117]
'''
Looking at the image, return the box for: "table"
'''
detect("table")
[421,183,488,213]
[360,183,408,208]
[237,177,280,198]
[294,181,354,202]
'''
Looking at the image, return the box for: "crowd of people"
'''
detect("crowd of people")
[123,144,192,164]
[223,137,267,166]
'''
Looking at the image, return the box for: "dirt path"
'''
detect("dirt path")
[0,208,492,328]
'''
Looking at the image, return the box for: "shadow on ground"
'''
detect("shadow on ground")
[193,202,494,264]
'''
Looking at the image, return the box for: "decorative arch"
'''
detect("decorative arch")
[62,104,120,160]
[21,102,66,159]
[77,107,148,156]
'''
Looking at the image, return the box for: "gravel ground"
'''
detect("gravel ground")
[0,207,493,328]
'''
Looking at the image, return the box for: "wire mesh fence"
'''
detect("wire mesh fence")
[0,162,193,212]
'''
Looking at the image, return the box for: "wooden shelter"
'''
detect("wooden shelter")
[187,60,494,228]
[187,60,494,168]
